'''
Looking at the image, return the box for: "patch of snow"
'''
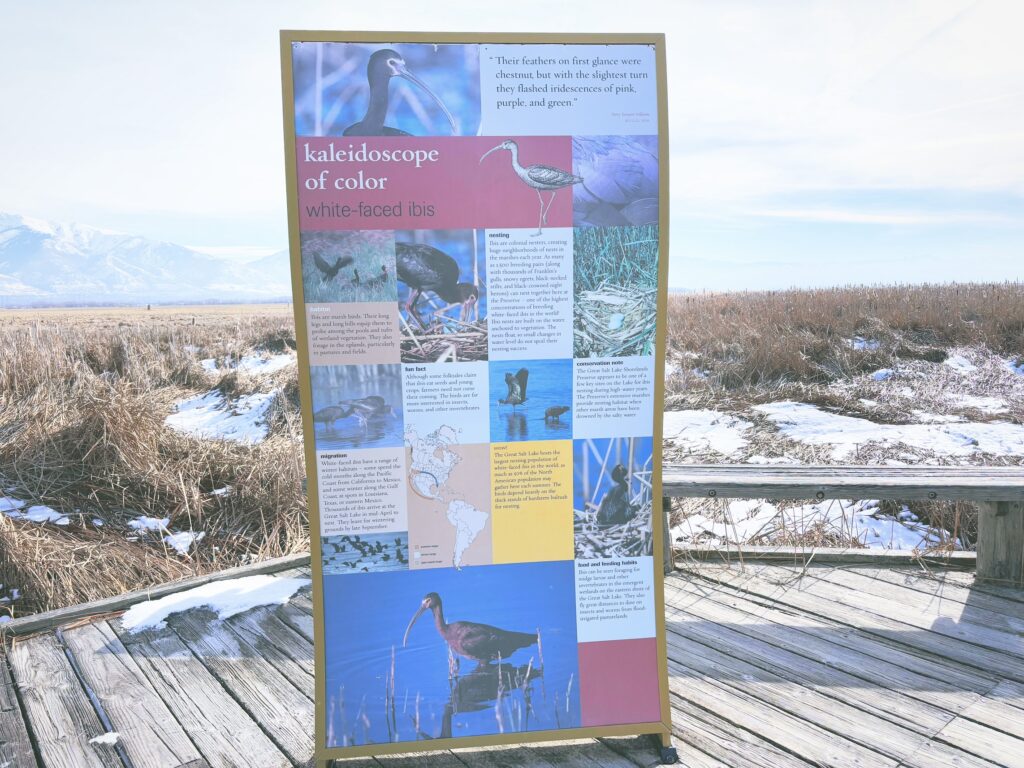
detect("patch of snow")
[871,368,894,381]
[120,574,310,633]
[5,502,69,526]
[858,399,879,408]
[0,497,25,513]
[944,354,977,374]
[663,410,752,457]
[691,367,710,379]
[0,616,10,625]
[128,516,169,532]
[672,498,956,551]
[954,395,1008,414]
[92,518,104,527]
[1005,358,1024,376]
[89,733,120,746]
[165,389,278,444]
[200,358,219,373]
[664,361,678,380]
[912,411,966,424]
[163,531,205,555]
[849,337,880,351]
[211,486,232,497]
[755,401,1024,459]
[201,353,294,376]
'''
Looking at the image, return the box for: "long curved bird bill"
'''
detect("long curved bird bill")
[479,143,507,164]
[393,61,458,135]
[402,602,428,647]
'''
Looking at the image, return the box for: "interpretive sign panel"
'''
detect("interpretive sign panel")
[280,31,671,763]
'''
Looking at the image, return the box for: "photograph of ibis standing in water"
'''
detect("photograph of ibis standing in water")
[322,561,579,746]
[396,229,487,362]
[489,359,572,442]
[573,436,654,559]
[310,364,404,450]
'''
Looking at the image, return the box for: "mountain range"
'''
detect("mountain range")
[0,213,291,306]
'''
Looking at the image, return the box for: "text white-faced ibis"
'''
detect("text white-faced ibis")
[402,592,538,665]
[344,49,457,137]
[396,242,478,328]
[596,463,639,526]
[544,405,570,422]
[480,139,584,235]
[498,368,529,409]
[314,252,353,281]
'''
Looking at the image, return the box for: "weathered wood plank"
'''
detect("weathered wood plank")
[663,464,1024,501]
[2,552,311,637]
[927,569,1024,604]
[276,600,315,643]
[686,564,1024,681]
[668,631,997,768]
[665,575,1024,735]
[59,621,207,767]
[225,606,315,698]
[8,633,122,768]
[0,651,38,768]
[170,609,315,765]
[976,501,1024,587]
[110,619,291,768]
[675,545,976,567]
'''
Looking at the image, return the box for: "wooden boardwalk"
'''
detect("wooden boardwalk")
[2,560,1022,767]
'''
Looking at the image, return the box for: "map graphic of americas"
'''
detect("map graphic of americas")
[406,426,490,568]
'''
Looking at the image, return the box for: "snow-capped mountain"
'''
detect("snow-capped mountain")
[0,213,291,306]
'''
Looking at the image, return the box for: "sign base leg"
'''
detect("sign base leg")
[651,732,679,764]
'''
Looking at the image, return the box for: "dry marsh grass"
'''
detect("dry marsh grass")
[0,305,308,617]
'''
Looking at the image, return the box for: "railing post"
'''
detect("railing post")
[976,501,1024,588]
[662,495,674,574]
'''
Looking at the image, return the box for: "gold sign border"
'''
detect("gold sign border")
[279,30,671,765]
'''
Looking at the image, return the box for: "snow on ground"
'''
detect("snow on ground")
[871,368,894,381]
[953,394,1008,414]
[754,401,1024,459]
[849,337,880,351]
[163,531,205,555]
[944,354,977,374]
[673,498,958,551]
[199,353,294,376]
[663,410,752,457]
[89,733,121,746]
[128,515,169,532]
[166,390,278,443]
[1,496,69,525]
[121,574,310,632]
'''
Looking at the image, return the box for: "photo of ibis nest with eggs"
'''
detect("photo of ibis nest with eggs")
[573,224,659,358]
[573,436,654,559]
[301,230,397,304]
[397,229,488,363]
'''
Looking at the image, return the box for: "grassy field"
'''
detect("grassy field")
[1,283,1022,617]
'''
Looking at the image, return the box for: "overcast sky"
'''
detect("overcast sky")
[1,0,1021,290]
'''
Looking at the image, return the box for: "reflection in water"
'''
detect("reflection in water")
[427,662,543,740]
[501,412,528,440]
[312,366,404,450]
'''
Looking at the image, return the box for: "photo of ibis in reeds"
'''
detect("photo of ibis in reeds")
[397,230,487,363]
[322,561,579,747]
[310,364,404,450]
[573,436,654,558]
[301,230,397,304]
[573,224,659,358]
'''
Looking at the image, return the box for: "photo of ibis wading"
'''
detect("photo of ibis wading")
[283,33,669,762]
[322,561,580,746]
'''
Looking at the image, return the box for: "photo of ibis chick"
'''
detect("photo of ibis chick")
[310,364,403,450]
[322,532,409,575]
[291,43,481,138]
[573,436,654,558]
[397,230,488,363]
[322,561,579,746]
[573,224,659,358]
[489,359,572,442]
[301,230,396,303]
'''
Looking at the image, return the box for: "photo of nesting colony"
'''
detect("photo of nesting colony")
[322,532,409,574]
[397,229,487,363]
[301,230,397,303]
[573,436,654,558]
[573,224,659,358]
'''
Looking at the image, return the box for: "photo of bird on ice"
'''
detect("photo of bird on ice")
[321,560,579,746]
[396,230,487,363]
[301,230,396,303]
[572,135,659,229]
[488,359,572,442]
[310,364,404,450]
[573,436,654,558]
[573,224,659,358]
[291,42,480,137]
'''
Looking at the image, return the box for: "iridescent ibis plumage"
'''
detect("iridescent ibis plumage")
[498,368,529,409]
[403,593,538,664]
[313,252,353,281]
[396,242,478,328]
[480,139,584,235]
[344,49,457,137]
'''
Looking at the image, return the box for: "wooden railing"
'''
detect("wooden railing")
[662,465,1024,588]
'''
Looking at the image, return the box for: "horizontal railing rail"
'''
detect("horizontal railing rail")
[661,464,1024,588]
